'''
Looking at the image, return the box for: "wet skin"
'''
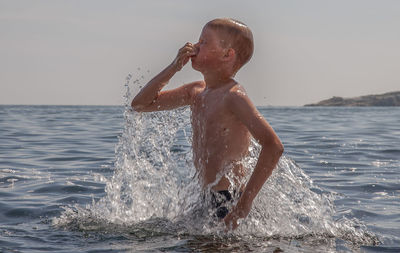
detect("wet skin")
[131,23,283,230]
[191,81,250,191]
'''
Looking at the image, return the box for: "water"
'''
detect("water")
[0,103,399,252]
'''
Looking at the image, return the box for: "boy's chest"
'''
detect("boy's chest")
[193,92,225,118]
[191,91,233,128]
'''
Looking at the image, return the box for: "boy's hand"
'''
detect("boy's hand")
[172,42,196,71]
[223,199,252,231]
[223,210,240,231]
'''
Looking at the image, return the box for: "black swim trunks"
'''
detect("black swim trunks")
[211,190,241,219]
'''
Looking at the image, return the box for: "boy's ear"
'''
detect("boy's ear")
[223,48,236,61]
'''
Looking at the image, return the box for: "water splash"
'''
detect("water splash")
[53,73,379,248]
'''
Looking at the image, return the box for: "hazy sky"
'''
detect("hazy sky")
[1,0,399,106]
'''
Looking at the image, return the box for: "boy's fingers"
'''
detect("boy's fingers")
[185,51,196,57]
[182,43,193,50]
[174,42,195,70]
[185,47,196,56]
[179,47,195,56]
[183,46,194,53]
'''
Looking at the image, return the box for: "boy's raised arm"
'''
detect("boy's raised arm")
[131,43,199,112]
[224,87,284,230]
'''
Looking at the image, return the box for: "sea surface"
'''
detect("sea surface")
[0,104,399,252]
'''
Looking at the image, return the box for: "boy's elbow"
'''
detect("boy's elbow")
[131,100,144,112]
[270,140,284,159]
[261,138,284,159]
[131,97,149,112]
[276,142,284,157]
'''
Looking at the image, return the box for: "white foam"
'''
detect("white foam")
[53,74,378,247]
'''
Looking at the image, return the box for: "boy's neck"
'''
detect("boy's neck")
[203,73,235,89]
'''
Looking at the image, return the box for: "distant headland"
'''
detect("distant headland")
[305,91,400,106]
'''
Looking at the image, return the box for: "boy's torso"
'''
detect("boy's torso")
[190,81,250,191]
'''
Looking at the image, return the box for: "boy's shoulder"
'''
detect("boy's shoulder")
[193,80,206,90]
[185,80,205,99]
[225,82,256,111]
[226,82,248,101]
[191,80,206,91]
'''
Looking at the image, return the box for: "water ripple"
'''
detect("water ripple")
[0,105,399,252]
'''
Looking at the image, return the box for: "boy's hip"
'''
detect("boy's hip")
[209,190,242,219]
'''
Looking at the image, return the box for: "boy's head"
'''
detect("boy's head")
[204,18,254,73]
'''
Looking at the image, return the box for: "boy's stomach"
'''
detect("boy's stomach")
[197,158,247,192]
[210,173,246,192]
[192,126,250,192]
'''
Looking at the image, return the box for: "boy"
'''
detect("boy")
[131,18,283,230]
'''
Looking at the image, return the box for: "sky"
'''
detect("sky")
[1,0,399,106]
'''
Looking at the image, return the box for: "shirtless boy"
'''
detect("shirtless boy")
[131,18,283,230]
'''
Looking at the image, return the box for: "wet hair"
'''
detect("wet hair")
[205,18,254,72]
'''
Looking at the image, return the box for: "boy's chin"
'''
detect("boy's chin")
[191,61,201,71]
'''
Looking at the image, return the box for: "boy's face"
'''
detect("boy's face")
[191,26,227,72]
